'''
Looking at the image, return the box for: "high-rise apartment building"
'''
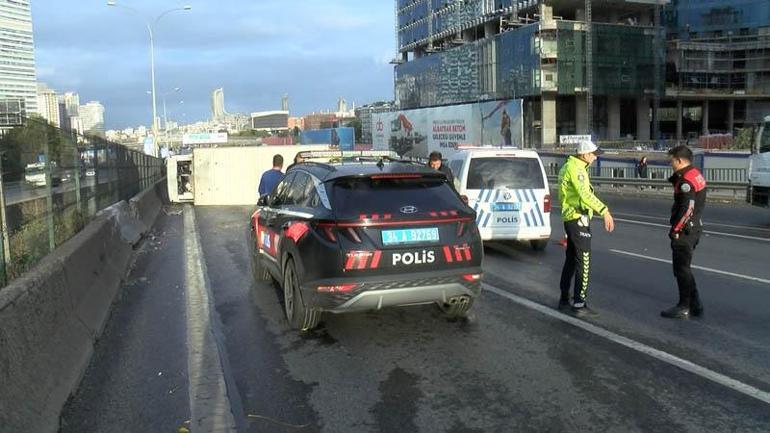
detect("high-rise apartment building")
[394,0,667,147]
[0,0,38,116]
[663,0,770,139]
[211,88,227,121]
[36,83,60,127]
[79,101,105,136]
[58,91,80,131]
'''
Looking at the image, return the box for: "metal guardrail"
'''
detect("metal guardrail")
[544,166,748,184]
[546,175,747,198]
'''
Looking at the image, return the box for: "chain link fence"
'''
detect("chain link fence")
[0,117,164,287]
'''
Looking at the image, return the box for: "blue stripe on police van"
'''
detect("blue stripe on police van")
[528,189,536,202]
[477,209,485,225]
[534,203,545,226]
[483,212,492,228]
[530,209,538,227]
[515,190,523,203]
[486,189,495,203]
[524,212,531,227]
[477,189,485,201]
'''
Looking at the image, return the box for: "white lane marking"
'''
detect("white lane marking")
[483,284,770,406]
[610,249,770,285]
[613,211,770,233]
[553,205,770,233]
[613,218,770,243]
[184,206,238,432]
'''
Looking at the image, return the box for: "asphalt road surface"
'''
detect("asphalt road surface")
[59,195,770,433]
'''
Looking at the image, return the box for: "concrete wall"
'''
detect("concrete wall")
[0,179,167,433]
[192,145,328,206]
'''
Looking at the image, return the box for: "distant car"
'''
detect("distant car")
[447,147,552,250]
[250,151,484,331]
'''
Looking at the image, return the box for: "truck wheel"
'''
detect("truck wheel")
[283,258,321,331]
[530,239,548,251]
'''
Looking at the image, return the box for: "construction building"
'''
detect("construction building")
[394,0,668,148]
[663,0,770,141]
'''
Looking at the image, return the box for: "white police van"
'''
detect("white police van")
[447,147,551,250]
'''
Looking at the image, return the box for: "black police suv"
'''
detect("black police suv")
[250,151,483,331]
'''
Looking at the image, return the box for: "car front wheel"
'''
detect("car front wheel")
[283,258,321,331]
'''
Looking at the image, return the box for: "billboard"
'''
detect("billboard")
[182,132,228,146]
[372,99,523,158]
[300,127,355,150]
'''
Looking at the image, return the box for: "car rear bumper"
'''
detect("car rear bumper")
[301,268,483,313]
[479,226,551,241]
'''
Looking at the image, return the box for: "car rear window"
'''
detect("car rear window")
[331,176,462,219]
[466,157,544,190]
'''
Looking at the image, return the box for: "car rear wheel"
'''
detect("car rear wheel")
[250,233,270,281]
[530,239,548,251]
[438,296,474,319]
[283,258,321,331]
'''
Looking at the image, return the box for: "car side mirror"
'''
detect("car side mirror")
[257,195,268,206]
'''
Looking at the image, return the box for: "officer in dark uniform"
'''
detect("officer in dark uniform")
[662,145,707,319]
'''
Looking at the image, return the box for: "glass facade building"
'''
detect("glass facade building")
[395,0,666,147]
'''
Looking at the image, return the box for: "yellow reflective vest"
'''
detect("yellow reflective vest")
[558,155,609,222]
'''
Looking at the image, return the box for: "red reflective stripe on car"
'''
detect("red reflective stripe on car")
[440,211,449,217]
[384,214,392,220]
[345,253,357,270]
[370,251,382,269]
[430,211,438,217]
[371,214,380,220]
[450,210,458,216]
[357,252,371,270]
[454,246,463,262]
[463,244,472,261]
[443,246,454,263]
[359,214,367,220]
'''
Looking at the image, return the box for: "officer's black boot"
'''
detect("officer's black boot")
[690,291,704,317]
[661,305,690,319]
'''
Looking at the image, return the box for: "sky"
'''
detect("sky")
[31,0,396,130]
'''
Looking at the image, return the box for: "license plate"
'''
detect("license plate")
[491,202,521,212]
[382,228,439,246]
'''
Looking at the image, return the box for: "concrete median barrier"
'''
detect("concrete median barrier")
[0,178,167,433]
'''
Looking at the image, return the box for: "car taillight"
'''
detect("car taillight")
[462,273,482,282]
[543,194,552,213]
[317,284,358,293]
[342,227,362,243]
[321,226,337,242]
[284,222,310,243]
[456,221,466,237]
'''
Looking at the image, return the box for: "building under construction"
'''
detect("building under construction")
[395,0,667,148]
[663,0,770,141]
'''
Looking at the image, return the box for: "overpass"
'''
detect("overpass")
[1,140,769,432]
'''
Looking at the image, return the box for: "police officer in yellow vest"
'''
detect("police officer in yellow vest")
[557,141,615,317]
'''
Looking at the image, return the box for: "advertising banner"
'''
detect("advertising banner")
[300,127,355,150]
[372,99,523,158]
[182,132,229,146]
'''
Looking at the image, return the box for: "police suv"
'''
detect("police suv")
[446,148,552,250]
[250,151,483,331]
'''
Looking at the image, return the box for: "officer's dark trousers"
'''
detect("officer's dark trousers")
[671,229,702,307]
[560,219,592,304]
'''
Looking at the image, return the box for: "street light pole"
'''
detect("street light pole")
[106,2,191,157]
